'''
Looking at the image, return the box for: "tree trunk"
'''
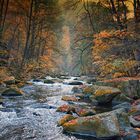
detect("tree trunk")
[21,0,33,66]
[110,0,123,30]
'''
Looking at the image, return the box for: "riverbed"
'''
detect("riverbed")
[0,77,119,140]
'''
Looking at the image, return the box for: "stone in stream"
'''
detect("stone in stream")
[67,81,83,85]
[44,79,55,84]
[1,87,23,96]
[75,107,96,117]
[86,78,97,84]
[61,96,79,102]
[83,85,121,104]
[61,108,137,139]
[33,79,43,82]
[72,86,83,93]
[57,104,96,117]
[56,104,75,114]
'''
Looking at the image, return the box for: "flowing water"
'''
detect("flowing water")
[0,77,118,140]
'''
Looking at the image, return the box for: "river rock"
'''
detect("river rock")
[75,107,96,117]
[61,96,79,102]
[132,99,140,106]
[33,79,42,82]
[90,86,121,104]
[82,85,121,104]
[1,87,23,96]
[123,133,138,140]
[113,102,131,112]
[89,98,98,106]
[86,78,96,84]
[130,115,140,127]
[44,79,55,84]
[67,81,83,85]
[129,103,140,127]
[112,94,133,104]
[0,82,6,88]
[83,85,96,95]
[62,109,133,138]
[75,94,85,99]
[56,104,75,114]
[72,86,83,93]
[58,114,77,126]
[96,79,140,99]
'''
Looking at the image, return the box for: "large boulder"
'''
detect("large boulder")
[85,85,121,104]
[1,87,23,96]
[61,109,134,138]
[96,78,140,99]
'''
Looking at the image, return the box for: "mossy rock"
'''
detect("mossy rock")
[95,79,140,99]
[58,114,77,126]
[44,79,55,84]
[1,87,23,96]
[62,109,129,138]
[92,86,121,104]
[83,85,97,94]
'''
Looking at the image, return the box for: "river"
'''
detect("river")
[0,76,119,140]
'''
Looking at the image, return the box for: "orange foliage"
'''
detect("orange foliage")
[92,30,139,79]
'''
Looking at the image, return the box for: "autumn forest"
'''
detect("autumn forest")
[0,0,140,79]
